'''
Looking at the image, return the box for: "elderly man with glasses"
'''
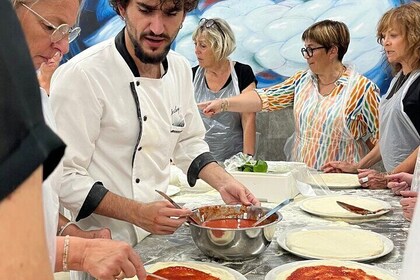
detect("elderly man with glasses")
[199,19,380,170]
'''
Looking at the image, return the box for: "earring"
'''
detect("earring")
[179,23,183,29]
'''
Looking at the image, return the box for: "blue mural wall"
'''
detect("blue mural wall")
[67,0,412,94]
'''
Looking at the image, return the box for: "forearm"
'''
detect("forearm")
[393,147,419,174]
[241,113,256,155]
[357,144,382,169]
[226,90,262,113]
[55,236,88,272]
[93,191,141,225]
[365,138,375,150]
[0,167,54,279]
[198,162,235,191]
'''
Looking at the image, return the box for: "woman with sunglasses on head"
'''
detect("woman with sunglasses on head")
[11,0,147,279]
[199,20,380,170]
[193,18,257,161]
[322,2,420,190]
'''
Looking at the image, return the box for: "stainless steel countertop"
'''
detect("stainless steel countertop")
[134,188,409,279]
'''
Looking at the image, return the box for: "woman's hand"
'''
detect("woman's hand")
[386,172,413,195]
[400,190,418,221]
[321,161,358,173]
[197,99,223,117]
[80,238,147,280]
[357,169,387,189]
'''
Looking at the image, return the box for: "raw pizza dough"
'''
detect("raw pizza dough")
[274,260,395,280]
[301,195,387,217]
[285,228,384,259]
[127,262,236,280]
[313,173,361,188]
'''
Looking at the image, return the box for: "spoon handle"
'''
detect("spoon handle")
[155,189,200,225]
[253,198,291,226]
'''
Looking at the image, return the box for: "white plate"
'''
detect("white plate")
[277,226,394,261]
[166,185,180,197]
[144,261,246,280]
[309,173,361,189]
[299,195,391,219]
[265,260,397,280]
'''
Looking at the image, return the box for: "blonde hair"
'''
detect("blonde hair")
[301,20,350,61]
[376,2,420,73]
[192,18,236,61]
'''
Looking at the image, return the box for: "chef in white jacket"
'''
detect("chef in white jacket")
[50,0,259,253]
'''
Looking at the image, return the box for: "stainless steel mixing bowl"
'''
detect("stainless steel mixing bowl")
[189,204,282,261]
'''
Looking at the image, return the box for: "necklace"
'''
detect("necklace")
[317,66,346,86]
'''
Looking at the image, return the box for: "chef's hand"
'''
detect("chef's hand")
[197,99,223,117]
[135,200,190,235]
[357,169,387,189]
[76,237,147,280]
[386,172,413,195]
[218,181,261,206]
[400,190,418,221]
[321,161,358,173]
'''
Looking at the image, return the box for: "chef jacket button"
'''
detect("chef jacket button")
[135,178,140,183]
[137,146,142,151]
[143,115,147,121]
[136,81,140,86]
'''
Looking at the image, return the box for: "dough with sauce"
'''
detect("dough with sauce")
[126,262,236,280]
[286,229,384,259]
[275,260,395,280]
[301,196,386,217]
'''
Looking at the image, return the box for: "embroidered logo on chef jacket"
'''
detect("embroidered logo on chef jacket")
[170,106,185,133]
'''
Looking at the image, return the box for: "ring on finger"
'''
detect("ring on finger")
[360,176,369,183]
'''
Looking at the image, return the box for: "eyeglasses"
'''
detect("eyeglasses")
[199,18,225,38]
[20,3,81,43]
[301,46,326,58]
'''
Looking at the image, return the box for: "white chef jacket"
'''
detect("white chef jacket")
[50,33,210,245]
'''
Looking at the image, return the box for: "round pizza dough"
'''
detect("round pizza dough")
[314,173,361,188]
[274,260,395,280]
[301,195,387,217]
[285,228,384,259]
[126,262,236,280]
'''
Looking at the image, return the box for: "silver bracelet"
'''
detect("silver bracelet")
[58,221,76,236]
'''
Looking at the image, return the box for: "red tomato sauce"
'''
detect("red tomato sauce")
[146,266,220,280]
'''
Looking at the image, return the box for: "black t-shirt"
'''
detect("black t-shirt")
[0,1,65,200]
[402,75,420,135]
[192,61,257,92]
[387,73,420,135]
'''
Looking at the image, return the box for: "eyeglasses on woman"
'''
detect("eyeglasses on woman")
[301,46,326,58]
[20,2,81,43]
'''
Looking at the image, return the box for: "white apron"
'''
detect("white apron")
[194,60,243,161]
[379,70,420,171]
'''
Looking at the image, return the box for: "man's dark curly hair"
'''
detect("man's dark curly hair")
[110,0,198,16]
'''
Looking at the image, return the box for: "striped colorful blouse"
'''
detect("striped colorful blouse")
[257,66,380,169]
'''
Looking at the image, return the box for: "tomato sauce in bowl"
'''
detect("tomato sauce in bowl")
[202,218,257,229]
